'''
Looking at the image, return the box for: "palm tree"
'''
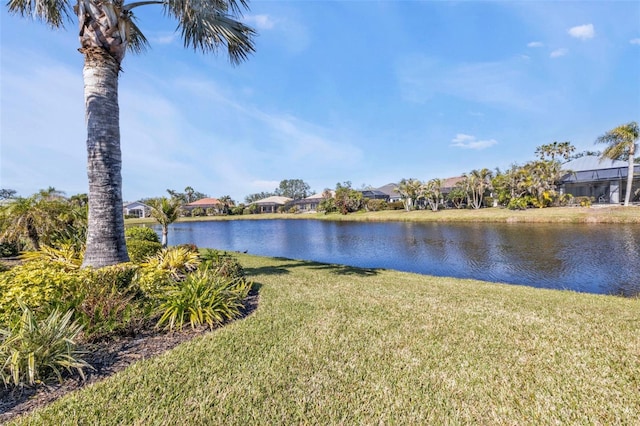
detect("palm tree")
[0,193,71,250]
[466,168,493,209]
[423,178,443,212]
[7,0,256,268]
[395,178,424,211]
[148,197,182,247]
[596,121,639,206]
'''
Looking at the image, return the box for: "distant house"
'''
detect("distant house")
[441,176,465,195]
[123,201,150,218]
[360,189,389,201]
[559,155,640,204]
[183,197,224,215]
[251,196,293,213]
[375,183,402,203]
[295,192,331,212]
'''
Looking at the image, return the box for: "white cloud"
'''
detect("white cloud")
[568,24,595,40]
[245,14,275,30]
[450,134,497,150]
[550,48,569,58]
[630,38,640,45]
[527,41,544,48]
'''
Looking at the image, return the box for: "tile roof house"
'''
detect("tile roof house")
[559,155,640,204]
[441,176,465,194]
[294,192,333,212]
[183,198,224,214]
[251,196,293,213]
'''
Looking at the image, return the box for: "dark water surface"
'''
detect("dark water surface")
[158,220,640,297]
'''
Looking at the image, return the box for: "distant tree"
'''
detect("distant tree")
[148,197,181,247]
[274,179,312,200]
[535,141,575,162]
[318,189,336,213]
[334,182,363,214]
[423,179,443,212]
[395,178,423,211]
[446,184,467,209]
[569,150,601,160]
[465,169,493,209]
[244,192,275,204]
[0,189,17,200]
[596,121,639,206]
[167,187,208,204]
[218,195,234,214]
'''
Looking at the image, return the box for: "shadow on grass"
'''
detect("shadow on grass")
[245,257,381,278]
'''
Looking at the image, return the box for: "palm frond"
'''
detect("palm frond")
[6,0,73,28]
[162,0,256,64]
[596,121,639,161]
[122,10,150,54]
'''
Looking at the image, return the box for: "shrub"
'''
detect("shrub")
[199,249,245,280]
[69,264,143,339]
[127,240,162,263]
[0,304,91,387]
[576,196,593,207]
[507,197,530,210]
[0,261,81,324]
[386,201,405,210]
[156,269,251,331]
[125,227,159,243]
[192,207,206,217]
[141,247,200,281]
[177,243,199,254]
[366,199,387,212]
[20,243,83,270]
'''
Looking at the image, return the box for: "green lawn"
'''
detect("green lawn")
[127,205,640,225]
[12,255,640,425]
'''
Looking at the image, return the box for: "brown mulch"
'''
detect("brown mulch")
[0,291,259,423]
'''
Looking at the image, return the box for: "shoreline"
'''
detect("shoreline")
[127,205,640,226]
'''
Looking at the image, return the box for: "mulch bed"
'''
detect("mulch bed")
[0,291,259,423]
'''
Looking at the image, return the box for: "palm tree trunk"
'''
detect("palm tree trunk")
[162,226,168,248]
[624,146,635,206]
[81,47,129,267]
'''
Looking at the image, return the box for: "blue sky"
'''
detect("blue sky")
[1,0,639,202]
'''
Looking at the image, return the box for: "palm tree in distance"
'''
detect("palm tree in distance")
[148,197,182,247]
[7,0,255,268]
[596,121,639,206]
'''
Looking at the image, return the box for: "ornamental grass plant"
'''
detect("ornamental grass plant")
[0,304,91,387]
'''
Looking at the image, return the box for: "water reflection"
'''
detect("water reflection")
[162,220,640,297]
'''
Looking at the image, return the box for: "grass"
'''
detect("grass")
[127,205,640,226]
[10,255,639,425]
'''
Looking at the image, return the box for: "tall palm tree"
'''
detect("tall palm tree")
[7,0,255,267]
[148,197,182,247]
[466,168,493,209]
[423,178,443,212]
[596,121,639,206]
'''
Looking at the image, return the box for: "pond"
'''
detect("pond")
[154,220,640,297]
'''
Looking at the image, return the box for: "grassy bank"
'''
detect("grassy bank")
[127,205,640,226]
[12,255,639,425]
